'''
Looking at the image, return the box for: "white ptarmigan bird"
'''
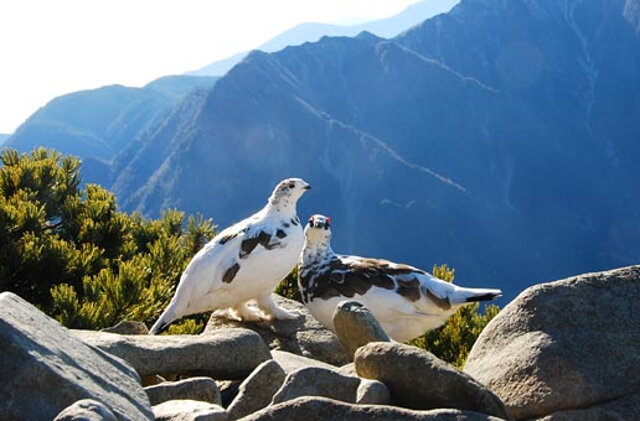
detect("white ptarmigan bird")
[149,178,311,334]
[298,214,502,342]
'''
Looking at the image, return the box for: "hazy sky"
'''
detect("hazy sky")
[0,0,420,134]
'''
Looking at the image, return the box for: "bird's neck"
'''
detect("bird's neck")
[302,238,335,266]
[265,196,297,216]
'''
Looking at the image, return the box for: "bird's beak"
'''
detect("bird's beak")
[303,184,311,191]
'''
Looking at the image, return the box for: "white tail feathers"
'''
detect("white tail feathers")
[149,304,178,335]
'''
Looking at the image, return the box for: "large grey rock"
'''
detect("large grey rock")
[73,328,270,379]
[236,396,504,421]
[226,360,286,420]
[355,342,511,420]
[0,292,153,421]
[464,266,640,420]
[332,301,390,360]
[145,377,221,406]
[206,294,348,365]
[152,400,227,421]
[270,349,336,374]
[101,320,149,335]
[537,392,640,421]
[53,399,117,421]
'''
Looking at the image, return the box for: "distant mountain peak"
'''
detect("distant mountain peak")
[5,75,218,180]
[188,0,460,77]
[356,30,381,41]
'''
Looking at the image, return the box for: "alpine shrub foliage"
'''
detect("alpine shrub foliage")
[0,148,215,332]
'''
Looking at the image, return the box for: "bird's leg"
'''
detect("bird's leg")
[233,301,263,322]
[256,294,297,321]
[212,307,241,321]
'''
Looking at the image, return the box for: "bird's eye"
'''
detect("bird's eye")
[289,183,295,189]
[308,217,314,226]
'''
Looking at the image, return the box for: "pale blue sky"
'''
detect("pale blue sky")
[0,0,420,134]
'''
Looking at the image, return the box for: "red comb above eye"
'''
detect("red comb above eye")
[309,216,314,222]
[326,217,331,224]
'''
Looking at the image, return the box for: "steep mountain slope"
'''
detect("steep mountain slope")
[5,75,218,181]
[396,0,640,271]
[0,134,9,146]
[144,75,219,102]
[189,0,459,76]
[114,0,640,299]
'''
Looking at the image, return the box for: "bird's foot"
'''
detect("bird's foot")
[260,306,298,321]
[240,311,264,323]
[212,308,242,321]
[255,295,298,322]
[234,304,264,322]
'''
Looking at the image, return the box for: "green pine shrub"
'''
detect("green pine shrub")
[0,148,215,332]
[274,266,301,302]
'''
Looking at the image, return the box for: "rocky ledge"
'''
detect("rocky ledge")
[1,266,639,420]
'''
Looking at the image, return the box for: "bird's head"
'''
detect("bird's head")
[268,178,311,210]
[302,214,334,262]
[304,214,332,242]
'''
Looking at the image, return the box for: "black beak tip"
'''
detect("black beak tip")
[304,185,311,191]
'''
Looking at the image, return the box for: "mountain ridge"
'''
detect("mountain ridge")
[188,0,459,76]
[111,0,640,300]
[5,75,218,181]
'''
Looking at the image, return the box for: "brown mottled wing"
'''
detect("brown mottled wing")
[218,231,240,245]
[239,230,277,258]
[425,288,452,310]
[309,256,407,301]
[222,263,240,284]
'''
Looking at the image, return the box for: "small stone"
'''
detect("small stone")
[152,400,227,421]
[356,379,390,405]
[73,328,271,379]
[226,360,286,420]
[100,320,149,335]
[332,301,390,360]
[271,367,360,405]
[145,377,221,406]
[355,342,511,420]
[53,399,117,421]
